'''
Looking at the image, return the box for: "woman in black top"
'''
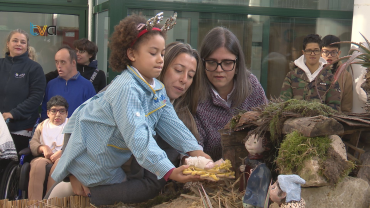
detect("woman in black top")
[0,29,46,154]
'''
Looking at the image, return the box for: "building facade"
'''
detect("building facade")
[0,0,354,98]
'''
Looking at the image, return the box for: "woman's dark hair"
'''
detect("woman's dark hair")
[73,38,98,62]
[109,14,166,72]
[47,95,69,111]
[158,42,202,141]
[302,34,322,50]
[199,27,252,107]
[322,35,340,49]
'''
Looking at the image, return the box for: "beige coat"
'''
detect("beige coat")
[29,120,46,156]
[335,65,353,113]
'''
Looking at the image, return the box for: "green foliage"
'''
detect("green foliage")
[276,131,332,174]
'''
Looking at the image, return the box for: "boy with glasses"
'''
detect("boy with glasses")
[29,95,69,200]
[280,34,341,111]
[321,35,353,112]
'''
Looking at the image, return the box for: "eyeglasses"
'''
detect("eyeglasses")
[304,49,321,55]
[48,109,67,115]
[76,50,86,54]
[203,58,237,72]
[322,50,339,57]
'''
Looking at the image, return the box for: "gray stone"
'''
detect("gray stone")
[329,135,347,161]
[301,177,370,208]
[298,157,328,187]
[358,151,370,186]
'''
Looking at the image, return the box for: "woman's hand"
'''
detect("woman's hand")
[168,165,203,183]
[187,150,212,160]
[50,150,62,163]
[39,145,53,159]
[69,175,91,197]
[2,112,13,120]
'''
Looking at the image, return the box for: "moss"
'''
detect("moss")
[260,99,339,141]
[321,146,355,186]
[276,131,332,174]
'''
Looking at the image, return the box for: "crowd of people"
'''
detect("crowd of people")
[0,12,353,205]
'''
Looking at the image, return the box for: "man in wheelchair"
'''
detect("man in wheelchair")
[28,95,69,200]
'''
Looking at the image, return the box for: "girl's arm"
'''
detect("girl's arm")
[155,102,202,155]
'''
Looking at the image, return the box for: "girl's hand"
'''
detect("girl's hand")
[50,150,62,163]
[2,112,13,120]
[39,145,53,159]
[169,165,202,183]
[187,150,212,160]
[69,175,91,197]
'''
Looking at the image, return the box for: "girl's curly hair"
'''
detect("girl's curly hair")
[109,14,166,72]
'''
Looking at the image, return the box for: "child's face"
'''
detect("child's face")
[245,134,265,155]
[131,34,165,83]
[47,106,68,126]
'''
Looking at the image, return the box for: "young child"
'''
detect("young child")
[51,13,210,205]
[28,95,69,200]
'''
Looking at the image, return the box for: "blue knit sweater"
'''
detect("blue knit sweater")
[41,72,96,120]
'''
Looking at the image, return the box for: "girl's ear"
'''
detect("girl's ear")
[127,48,135,62]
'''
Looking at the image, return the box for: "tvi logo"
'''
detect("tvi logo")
[30,23,57,36]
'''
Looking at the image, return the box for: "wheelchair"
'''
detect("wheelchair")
[0,118,53,200]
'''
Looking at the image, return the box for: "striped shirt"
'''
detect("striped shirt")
[51,66,201,187]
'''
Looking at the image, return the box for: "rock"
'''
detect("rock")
[298,156,328,187]
[329,135,347,161]
[301,177,370,208]
[358,151,370,186]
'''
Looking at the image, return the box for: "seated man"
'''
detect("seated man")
[321,35,353,113]
[280,34,341,111]
[29,95,69,200]
[41,46,95,120]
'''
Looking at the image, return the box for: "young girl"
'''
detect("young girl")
[51,13,210,205]
[194,27,268,160]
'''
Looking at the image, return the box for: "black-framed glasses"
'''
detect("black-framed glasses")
[48,109,67,115]
[322,50,339,57]
[76,50,86,54]
[203,58,237,72]
[303,49,321,55]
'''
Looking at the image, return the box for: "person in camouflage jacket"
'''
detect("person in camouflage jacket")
[280,34,341,111]
[280,64,341,111]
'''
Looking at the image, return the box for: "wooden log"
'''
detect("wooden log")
[220,129,249,179]
[282,116,344,137]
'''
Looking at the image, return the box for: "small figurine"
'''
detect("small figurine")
[242,163,271,208]
[269,175,306,208]
[239,133,271,191]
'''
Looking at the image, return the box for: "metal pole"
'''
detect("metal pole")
[88,0,93,41]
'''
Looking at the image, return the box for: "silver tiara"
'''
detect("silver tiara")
[140,12,177,32]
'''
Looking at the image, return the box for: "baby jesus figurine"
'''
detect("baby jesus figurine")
[239,133,270,191]
[269,175,306,208]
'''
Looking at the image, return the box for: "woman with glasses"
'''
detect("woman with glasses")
[28,96,69,200]
[280,34,341,111]
[194,27,268,160]
[74,39,106,93]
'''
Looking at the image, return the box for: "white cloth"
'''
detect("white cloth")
[41,118,68,153]
[0,114,18,161]
[294,55,327,82]
[185,156,214,169]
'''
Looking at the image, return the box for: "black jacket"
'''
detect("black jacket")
[0,52,46,131]
[77,60,106,93]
